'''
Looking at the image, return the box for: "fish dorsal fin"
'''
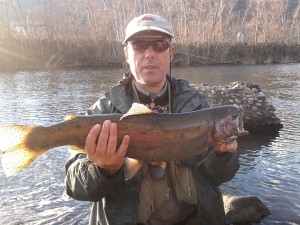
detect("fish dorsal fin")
[121,103,153,120]
[64,115,77,121]
[124,157,143,181]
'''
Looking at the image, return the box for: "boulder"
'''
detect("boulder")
[223,193,271,224]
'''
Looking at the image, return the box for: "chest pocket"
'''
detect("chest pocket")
[169,161,198,205]
[137,163,197,223]
[137,165,170,224]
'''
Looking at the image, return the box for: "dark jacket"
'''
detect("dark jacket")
[65,75,240,225]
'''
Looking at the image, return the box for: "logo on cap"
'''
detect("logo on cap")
[138,16,155,24]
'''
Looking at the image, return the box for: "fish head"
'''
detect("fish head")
[213,105,249,143]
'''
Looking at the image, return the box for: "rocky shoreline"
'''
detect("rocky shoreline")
[192,81,283,132]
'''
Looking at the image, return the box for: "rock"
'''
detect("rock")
[246,83,262,92]
[235,99,241,105]
[258,92,265,98]
[255,103,262,107]
[252,106,258,112]
[223,194,271,224]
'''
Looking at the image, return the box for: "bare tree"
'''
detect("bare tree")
[207,0,225,55]
[288,0,300,44]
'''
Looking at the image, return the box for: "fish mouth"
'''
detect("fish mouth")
[237,106,249,136]
[224,106,248,141]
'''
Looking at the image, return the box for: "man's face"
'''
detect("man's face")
[124,31,174,93]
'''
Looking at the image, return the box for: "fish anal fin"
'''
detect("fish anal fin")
[68,145,86,154]
[121,103,153,120]
[124,157,143,181]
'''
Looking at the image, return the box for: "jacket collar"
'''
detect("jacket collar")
[105,83,134,114]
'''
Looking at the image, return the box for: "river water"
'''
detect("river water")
[0,64,299,225]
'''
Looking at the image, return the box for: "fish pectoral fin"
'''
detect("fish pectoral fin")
[68,145,86,154]
[0,125,46,176]
[124,157,143,181]
[120,103,153,120]
[64,115,77,121]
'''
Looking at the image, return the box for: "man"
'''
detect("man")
[65,14,239,225]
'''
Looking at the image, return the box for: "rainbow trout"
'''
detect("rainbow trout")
[0,103,248,178]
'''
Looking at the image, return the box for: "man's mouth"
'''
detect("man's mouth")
[144,65,158,69]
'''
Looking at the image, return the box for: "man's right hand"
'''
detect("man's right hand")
[85,120,130,174]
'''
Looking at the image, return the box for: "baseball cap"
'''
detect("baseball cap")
[123,14,174,44]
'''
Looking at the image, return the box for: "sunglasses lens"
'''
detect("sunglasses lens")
[132,41,148,52]
[153,41,169,52]
[131,41,170,52]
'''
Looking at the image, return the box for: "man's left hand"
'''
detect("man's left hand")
[214,140,238,155]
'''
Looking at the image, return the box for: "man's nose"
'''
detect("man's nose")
[145,45,155,58]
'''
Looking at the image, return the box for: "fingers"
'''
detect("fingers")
[106,122,117,153]
[85,120,130,172]
[85,124,101,156]
[94,120,111,155]
[117,135,130,158]
[216,140,238,153]
[224,140,238,152]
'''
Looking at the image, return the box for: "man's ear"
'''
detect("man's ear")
[124,46,129,60]
[170,46,175,61]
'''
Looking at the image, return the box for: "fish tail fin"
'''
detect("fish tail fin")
[0,125,45,176]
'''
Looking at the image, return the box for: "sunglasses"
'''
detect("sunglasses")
[129,40,171,53]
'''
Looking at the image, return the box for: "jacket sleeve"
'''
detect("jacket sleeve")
[198,151,240,186]
[65,153,125,201]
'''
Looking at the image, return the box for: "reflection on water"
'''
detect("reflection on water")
[0,64,300,225]
[237,133,279,154]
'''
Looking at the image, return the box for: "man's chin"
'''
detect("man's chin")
[142,79,164,87]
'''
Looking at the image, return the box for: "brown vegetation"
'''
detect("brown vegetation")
[0,0,300,70]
